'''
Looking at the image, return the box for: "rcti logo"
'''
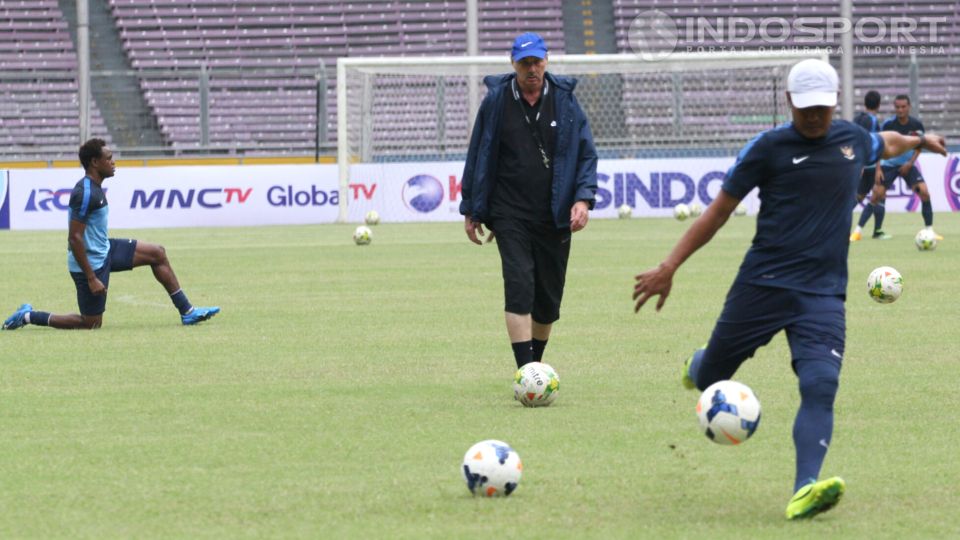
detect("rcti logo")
[402,174,444,213]
[25,188,75,211]
[945,156,960,211]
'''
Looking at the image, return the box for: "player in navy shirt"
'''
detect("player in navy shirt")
[868,95,941,240]
[631,60,947,520]
[849,90,886,241]
[3,138,220,330]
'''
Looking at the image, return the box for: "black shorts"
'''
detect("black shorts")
[857,167,878,197]
[70,238,137,316]
[490,218,571,324]
[881,165,924,190]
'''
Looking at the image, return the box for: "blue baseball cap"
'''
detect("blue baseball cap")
[511,32,548,62]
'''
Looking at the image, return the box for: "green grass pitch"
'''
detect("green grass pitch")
[1,212,958,538]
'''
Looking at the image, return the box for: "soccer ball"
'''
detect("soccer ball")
[689,202,703,217]
[353,225,372,245]
[365,210,380,225]
[673,203,690,221]
[617,204,632,219]
[461,440,522,497]
[867,266,902,303]
[696,380,761,445]
[914,229,937,251]
[734,203,748,216]
[513,362,560,407]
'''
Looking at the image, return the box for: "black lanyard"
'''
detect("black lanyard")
[511,78,551,170]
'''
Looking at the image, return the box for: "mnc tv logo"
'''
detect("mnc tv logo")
[130,188,252,209]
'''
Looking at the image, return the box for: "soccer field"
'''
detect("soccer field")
[1,213,957,538]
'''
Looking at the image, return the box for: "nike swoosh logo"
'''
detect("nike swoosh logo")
[819,439,829,450]
[831,349,842,359]
[792,156,810,164]
[521,41,532,47]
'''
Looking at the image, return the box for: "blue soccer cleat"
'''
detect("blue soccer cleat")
[3,303,33,330]
[181,306,220,325]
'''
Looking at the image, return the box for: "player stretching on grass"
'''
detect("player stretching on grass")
[631,60,947,520]
[3,138,219,330]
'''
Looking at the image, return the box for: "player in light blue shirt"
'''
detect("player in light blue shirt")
[4,138,220,330]
[632,60,947,520]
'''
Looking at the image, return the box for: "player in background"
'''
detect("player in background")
[849,90,886,241]
[631,60,947,520]
[869,95,942,240]
[3,138,220,331]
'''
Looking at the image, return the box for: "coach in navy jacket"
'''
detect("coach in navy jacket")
[459,71,598,227]
[459,32,598,371]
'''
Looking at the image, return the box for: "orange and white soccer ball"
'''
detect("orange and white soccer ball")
[461,440,522,497]
[696,380,761,445]
[513,362,560,407]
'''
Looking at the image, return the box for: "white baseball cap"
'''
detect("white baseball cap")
[787,59,839,108]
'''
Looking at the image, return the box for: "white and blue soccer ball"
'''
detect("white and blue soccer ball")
[353,225,372,245]
[867,266,902,303]
[364,210,380,225]
[617,204,632,219]
[914,229,937,251]
[513,362,560,407]
[673,203,691,221]
[689,202,703,217]
[461,440,522,497]
[696,380,761,445]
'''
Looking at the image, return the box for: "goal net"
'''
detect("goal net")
[336,51,824,221]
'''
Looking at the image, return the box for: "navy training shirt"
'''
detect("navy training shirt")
[722,121,884,296]
[853,111,881,169]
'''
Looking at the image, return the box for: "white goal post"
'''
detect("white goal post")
[336,51,826,222]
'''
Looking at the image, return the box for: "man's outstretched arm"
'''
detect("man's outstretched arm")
[633,190,740,312]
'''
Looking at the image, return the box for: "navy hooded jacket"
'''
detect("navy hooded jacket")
[459,72,598,228]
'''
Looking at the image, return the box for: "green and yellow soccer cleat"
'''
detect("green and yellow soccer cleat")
[785,476,846,520]
[681,352,696,390]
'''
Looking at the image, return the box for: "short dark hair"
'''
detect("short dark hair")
[79,138,107,170]
[864,90,881,110]
[894,94,911,104]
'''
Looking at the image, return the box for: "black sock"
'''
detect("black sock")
[857,203,874,227]
[29,311,51,326]
[170,289,193,315]
[874,202,886,232]
[921,200,933,227]
[532,338,548,362]
[512,341,533,368]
